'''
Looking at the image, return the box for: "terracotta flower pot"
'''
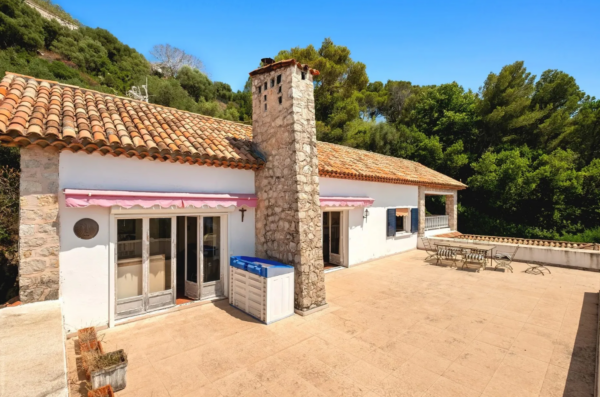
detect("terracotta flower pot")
[88,385,115,397]
[80,340,104,355]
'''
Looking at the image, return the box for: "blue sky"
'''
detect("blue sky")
[57,0,599,97]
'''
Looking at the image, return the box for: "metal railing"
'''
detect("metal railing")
[425,215,449,230]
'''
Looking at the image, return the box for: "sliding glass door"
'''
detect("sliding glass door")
[115,217,176,319]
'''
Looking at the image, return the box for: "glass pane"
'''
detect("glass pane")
[396,215,404,232]
[117,219,143,299]
[186,217,198,283]
[149,218,172,293]
[330,212,340,255]
[203,217,221,283]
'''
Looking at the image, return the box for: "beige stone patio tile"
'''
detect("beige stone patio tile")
[151,353,210,396]
[422,330,470,361]
[123,362,165,391]
[264,370,328,397]
[355,326,399,349]
[341,359,390,390]
[520,322,559,340]
[212,369,264,397]
[374,361,439,397]
[315,372,372,397]
[397,321,443,350]
[117,384,171,397]
[481,375,538,397]
[187,344,243,382]
[475,329,516,350]
[509,330,555,362]
[362,347,406,374]
[421,309,459,330]
[455,340,508,376]
[247,356,292,387]
[442,362,492,392]
[177,384,223,397]
[408,349,452,376]
[491,351,548,395]
[445,314,489,339]
[423,376,482,397]
[526,314,563,331]
[494,308,530,323]
[378,337,420,361]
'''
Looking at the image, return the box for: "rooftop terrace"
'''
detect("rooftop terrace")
[67,249,599,397]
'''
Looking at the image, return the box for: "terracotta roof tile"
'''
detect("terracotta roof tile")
[317,142,466,190]
[0,72,466,189]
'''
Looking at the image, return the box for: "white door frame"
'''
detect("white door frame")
[321,208,350,268]
[109,207,231,327]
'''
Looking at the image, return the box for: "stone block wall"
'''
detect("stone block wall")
[446,191,457,231]
[251,64,326,313]
[19,145,60,302]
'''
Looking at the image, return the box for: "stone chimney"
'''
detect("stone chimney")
[250,59,327,315]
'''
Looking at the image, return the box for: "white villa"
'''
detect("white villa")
[0,59,466,333]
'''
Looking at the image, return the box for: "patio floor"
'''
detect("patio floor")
[67,249,599,397]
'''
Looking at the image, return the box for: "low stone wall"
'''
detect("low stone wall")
[418,236,600,271]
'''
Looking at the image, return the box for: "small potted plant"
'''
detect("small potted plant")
[89,349,128,392]
[88,385,115,397]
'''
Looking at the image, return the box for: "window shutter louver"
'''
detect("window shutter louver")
[387,209,396,237]
[411,208,419,233]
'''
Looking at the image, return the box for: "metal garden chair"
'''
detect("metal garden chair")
[525,262,552,276]
[462,248,488,272]
[421,237,438,261]
[493,245,519,273]
[435,245,461,268]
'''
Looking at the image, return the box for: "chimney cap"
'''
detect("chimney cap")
[249,59,320,77]
[261,58,275,65]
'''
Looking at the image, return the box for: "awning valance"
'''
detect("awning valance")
[64,190,374,210]
[64,189,258,209]
[319,196,374,208]
[396,208,409,216]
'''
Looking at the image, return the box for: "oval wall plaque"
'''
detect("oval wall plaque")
[74,218,99,240]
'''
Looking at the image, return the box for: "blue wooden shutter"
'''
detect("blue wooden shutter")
[411,208,419,233]
[387,209,396,237]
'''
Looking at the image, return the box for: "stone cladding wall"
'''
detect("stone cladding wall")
[18,145,60,302]
[251,65,326,312]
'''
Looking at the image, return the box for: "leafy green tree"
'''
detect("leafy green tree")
[0,0,46,50]
[176,66,215,102]
[213,81,234,102]
[530,69,584,149]
[569,98,600,164]
[476,61,547,151]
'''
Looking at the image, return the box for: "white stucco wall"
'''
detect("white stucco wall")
[58,152,256,332]
[319,177,419,266]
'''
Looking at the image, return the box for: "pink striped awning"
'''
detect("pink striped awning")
[64,190,374,210]
[64,189,258,209]
[319,196,374,207]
